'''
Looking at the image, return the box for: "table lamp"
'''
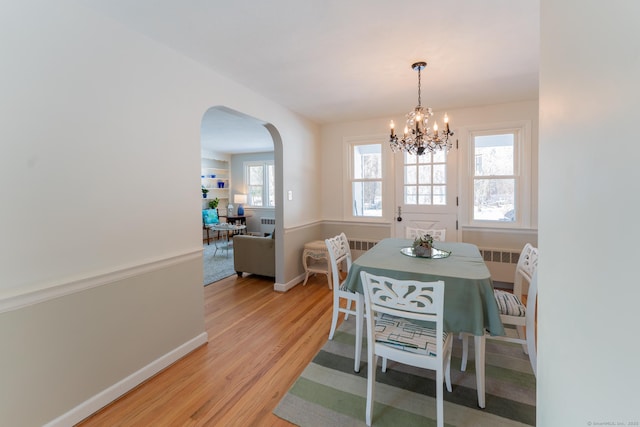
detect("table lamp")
[234,194,247,216]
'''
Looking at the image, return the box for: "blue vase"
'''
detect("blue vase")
[237,205,244,216]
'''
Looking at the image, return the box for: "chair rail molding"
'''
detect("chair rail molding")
[0,249,203,314]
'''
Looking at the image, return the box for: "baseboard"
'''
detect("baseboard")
[44,332,209,427]
[274,273,305,292]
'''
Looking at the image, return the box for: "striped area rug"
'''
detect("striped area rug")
[274,317,535,426]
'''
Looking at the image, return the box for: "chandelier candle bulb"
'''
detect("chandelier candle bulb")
[390,120,395,137]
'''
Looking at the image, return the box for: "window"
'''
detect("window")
[351,143,382,217]
[245,161,275,207]
[468,123,530,226]
[403,150,447,205]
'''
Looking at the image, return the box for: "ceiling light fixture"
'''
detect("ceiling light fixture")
[389,61,453,155]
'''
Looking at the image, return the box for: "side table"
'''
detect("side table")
[302,240,332,289]
[211,224,247,257]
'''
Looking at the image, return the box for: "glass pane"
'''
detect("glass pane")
[267,164,275,206]
[352,181,382,217]
[402,144,448,207]
[405,165,417,185]
[405,152,417,165]
[433,164,446,184]
[353,144,381,179]
[433,185,446,205]
[249,165,264,185]
[417,186,431,205]
[418,165,431,184]
[249,185,263,206]
[404,186,417,204]
[417,152,432,164]
[474,134,514,176]
[473,178,515,221]
[433,150,446,163]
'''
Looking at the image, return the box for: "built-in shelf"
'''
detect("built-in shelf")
[201,167,230,202]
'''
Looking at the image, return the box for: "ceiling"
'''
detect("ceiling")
[86,1,540,154]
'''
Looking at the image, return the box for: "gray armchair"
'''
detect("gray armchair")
[233,234,275,278]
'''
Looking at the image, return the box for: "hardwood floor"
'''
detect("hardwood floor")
[78,273,336,426]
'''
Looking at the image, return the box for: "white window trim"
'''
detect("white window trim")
[244,160,275,208]
[342,135,393,222]
[460,120,532,229]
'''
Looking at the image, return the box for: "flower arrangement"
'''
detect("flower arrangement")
[412,234,434,257]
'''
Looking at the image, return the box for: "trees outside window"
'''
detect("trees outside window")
[245,161,275,207]
[351,144,382,217]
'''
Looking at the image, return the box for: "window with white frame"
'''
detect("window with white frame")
[350,143,383,217]
[245,161,275,207]
[469,124,530,226]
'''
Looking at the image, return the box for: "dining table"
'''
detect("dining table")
[343,238,505,408]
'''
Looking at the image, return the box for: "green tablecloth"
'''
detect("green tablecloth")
[345,238,505,336]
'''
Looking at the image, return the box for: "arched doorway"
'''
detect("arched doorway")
[200,106,283,285]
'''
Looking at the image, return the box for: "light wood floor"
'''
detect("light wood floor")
[78,273,336,426]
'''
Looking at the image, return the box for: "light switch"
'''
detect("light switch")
[288,190,293,200]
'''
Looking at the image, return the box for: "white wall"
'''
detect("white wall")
[0,1,319,425]
[539,1,640,424]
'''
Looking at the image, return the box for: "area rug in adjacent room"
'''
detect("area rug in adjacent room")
[203,242,236,285]
[274,318,536,427]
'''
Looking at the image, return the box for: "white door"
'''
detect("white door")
[393,146,459,241]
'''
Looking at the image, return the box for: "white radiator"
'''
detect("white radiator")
[260,217,275,235]
[348,238,379,260]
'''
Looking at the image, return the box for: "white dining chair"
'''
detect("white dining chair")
[405,227,446,242]
[461,243,539,376]
[360,271,452,427]
[325,232,363,372]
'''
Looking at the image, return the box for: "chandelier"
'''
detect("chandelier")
[389,61,453,155]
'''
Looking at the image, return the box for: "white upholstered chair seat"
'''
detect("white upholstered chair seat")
[494,289,526,317]
[375,313,449,357]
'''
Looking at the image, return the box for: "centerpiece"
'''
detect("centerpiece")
[412,234,434,257]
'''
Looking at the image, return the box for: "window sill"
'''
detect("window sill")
[462,224,538,233]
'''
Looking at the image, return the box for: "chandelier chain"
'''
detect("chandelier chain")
[417,67,421,107]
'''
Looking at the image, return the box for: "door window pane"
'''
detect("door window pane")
[404,151,447,205]
[433,185,446,205]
